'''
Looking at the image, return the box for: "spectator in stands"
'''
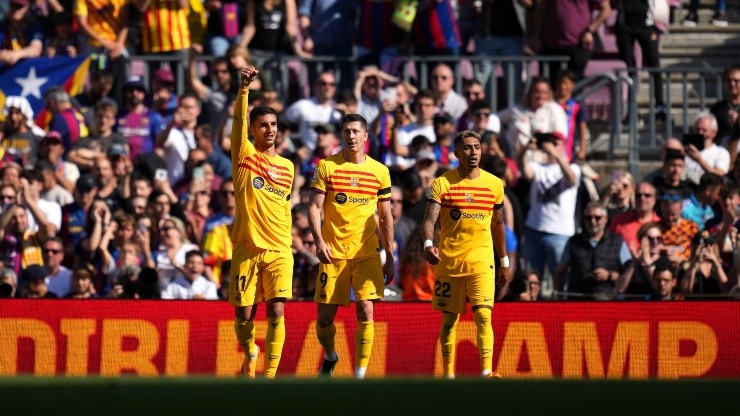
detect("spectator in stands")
[60,174,97,266]
[202,0,245,56]
[42,236,72,297]
[456,80,502,134]
[74,0,129,106]
[602,170,635,220]
[616,222,666,298]
[73,71,115,129]
[241,0,310,66]
[557,201,631,300]
[610,182,661,255]
[161,249,218,300]
[153,216,198,291]
[0,268,18,298]
[659,190,699,267]
[354,66,399,126]
[183,179,212,245]
[150,68,178,121]
[134,0,191,74]
[91,156,120,213]
[2,96,41,166]
[430,64,467,123]
[684,112,730,186]
[44,12,80,58]
[23,265,56,298]
[400,226,435,301]
[0,204,47,277]
[203,179,235,237]
[36,160,73,207]
[651,148,695,199]
[679,233,729,297]
[518,131,581,289]
[682,172,723,231]
[390,89,437,171]
[43,87,89,151]
[537,0,611,80]
[20,168,60,237]
[498,77,568,156]
[194,124,232,181]
[65,266,99,299]
[504,270,542,301]
[710,65,740,159]
[301,123,341,181]
[554,70,589,162]
[708,183,740,266]
[683,0,728,26]
[292,226,319,300]
[38,131,78,193]
[188,52,233,126]
[117,76,166,161]
[433,111,458,169]
[69,99,126,172]
[474,0,530,105]
[156,92,200,186]
[0,0,44,66]
[410,0,461,72]
[647,258,681,301]
[283,70,341,152]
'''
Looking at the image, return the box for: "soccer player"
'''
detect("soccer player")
[308,114,395,379]
[229,66,294,379]
[421,130,510,379]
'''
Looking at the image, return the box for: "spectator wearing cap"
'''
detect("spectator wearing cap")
[60,174,98,264]
[413,148,438,189]
[41,236,72,297]
[659,190,699,268]
[684,112,731,186]
[682,173,723,232]
[430,64,467,123]
[390,89,437,171]
[22,265,57,298]
[156,91,200,186]
[72,71,116,128]
[518,127,581,292]
[0,0,43,66]
[20,168,61,237]
[69,99,127,172]
[43,87,90,151]
[187,52,234,126]
[0,203,46,278]
[151,68,179,121]
[36,160,74,207]
[38,131,79,194]
[117,76,167,161]
[74,0,129,106]
[432,111,458,169]
[1,96,42,166]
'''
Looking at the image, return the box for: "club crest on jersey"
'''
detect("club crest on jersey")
[465,193,474,203]
[350,177,359,187]
[267,168,278,180]
[252,177,265,189]
[335,193,348,204]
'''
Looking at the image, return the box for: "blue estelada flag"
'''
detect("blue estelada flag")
[0,56,91,125]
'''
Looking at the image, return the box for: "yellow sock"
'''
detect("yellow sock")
[316,322,336,359]
[355,321,374,374]
[440,313,459,378]
[474,308,494,374]
[264,316,285,379]
[234,318,256,358]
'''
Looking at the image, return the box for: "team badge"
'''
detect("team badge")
[350,177,359,187]
[267,168,278,180]
[465,193,474,203]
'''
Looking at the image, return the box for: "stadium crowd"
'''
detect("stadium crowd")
[0,0,738,302]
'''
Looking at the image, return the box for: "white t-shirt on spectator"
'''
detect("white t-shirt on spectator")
[387,123,436,170]
[684,143,730,185]
[498,101,568,153]
[525,161,581,236]
[27,199,62,233]
[163,127,196,185]
[161,275,218,300]
[155,243,199,290]
[439,91,468,122]
[283,98,341,151]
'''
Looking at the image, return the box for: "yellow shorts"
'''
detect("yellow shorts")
[432,272,495,314]
[229,244,293,307]
[314,255,384,306]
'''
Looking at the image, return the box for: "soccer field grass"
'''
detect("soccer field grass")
[1,377,737,415]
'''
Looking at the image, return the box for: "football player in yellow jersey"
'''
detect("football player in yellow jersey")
[229,67,294,379]
[308,113,395,379]
[422,130,511,379]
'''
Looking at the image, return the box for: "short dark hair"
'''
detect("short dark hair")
[21,168,43,183]
[341,113,367,133]
[663,148,684,163]
[249,105,278,125]
[652,257,675,280]
[454,130,481,147]
[720,183,739,199]
[35,159,55,174]
[555,70,577,84]
[469,99,491,113]
[698,172,723,190]
[185,250,204,262]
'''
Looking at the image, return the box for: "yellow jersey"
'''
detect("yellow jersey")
[311,153,391,259]
[230,89,294,252]
[429,169,504,277]
[74,0,128,47]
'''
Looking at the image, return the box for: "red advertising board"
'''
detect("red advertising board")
[0,300,738,378]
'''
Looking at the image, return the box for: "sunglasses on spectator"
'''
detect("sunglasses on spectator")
[318,81,336,87]
[473,111,491,117]
[636,192,655,199]
[432,75,448,81]
[647,235,663,244]
[159,226,174,233]
[660,194,682,202]
[43,248,62,255]
[465,91,482,98]
[585,215,605,221]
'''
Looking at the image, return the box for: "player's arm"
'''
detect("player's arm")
[492,205,510,289]
[231,67,260,171]
[422,201,441,265]
[377,198,395,284]
[308,190,332,264]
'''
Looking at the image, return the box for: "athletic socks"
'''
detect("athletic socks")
[474,307,494,374]
[264,316,285,379]
[355,321,374,378]
[316,321,337,360]
[440,313,460,378]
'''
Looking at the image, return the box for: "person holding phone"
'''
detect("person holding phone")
[684,112,730,186]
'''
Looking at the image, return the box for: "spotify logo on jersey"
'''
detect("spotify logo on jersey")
[450,209,462,220]
[253,177,265,189]
[335,193,348,204]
